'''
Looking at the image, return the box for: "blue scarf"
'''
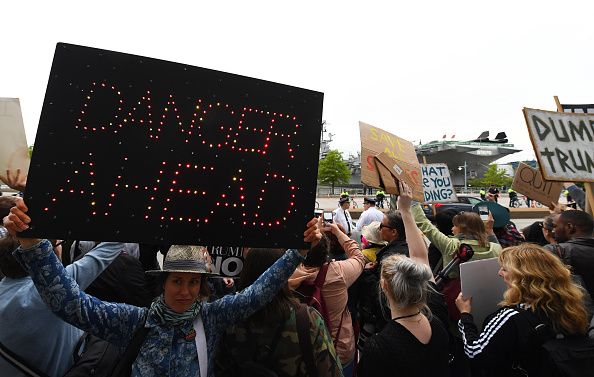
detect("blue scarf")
[149,295,202,326]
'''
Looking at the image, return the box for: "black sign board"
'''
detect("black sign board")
[24,43,323,248]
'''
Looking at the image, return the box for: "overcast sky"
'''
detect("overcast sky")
[3,0,593,164]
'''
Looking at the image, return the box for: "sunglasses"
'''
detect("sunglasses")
[379,223,395,230]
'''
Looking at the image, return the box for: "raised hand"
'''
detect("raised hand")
[0,168,27,192]
[301,216,322,255]
[3,198,42,248]
[397,180,413,212]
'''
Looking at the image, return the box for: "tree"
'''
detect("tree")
[317,150,351,194]
[469,164,512,188]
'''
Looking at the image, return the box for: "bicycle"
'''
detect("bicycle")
[509,197,523,208]
[350,197,359,209]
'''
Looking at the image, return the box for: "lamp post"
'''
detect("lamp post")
[458,161,467,193]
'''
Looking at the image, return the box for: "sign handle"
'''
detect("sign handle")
[553,96,563,112]
[585,183,594,216]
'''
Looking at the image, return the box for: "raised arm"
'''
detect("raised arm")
[66,242,125,290]
[4,199,146,346]
[411,201,458,258]
[325,221,365,286]
[397,181,435,282]
[204,217,321,330]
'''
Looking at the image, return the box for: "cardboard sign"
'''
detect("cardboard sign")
[374,157,398,194]
[460,257,508,331]
[23,43,324,248]
[421,163,457,203]
[524,108,594,182]
[0,98,30,177]
[511,162,563,207]
[374,152,424,201]
[359,122,423,199]
[206,246,245,277]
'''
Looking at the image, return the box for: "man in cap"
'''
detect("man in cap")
[355,197,384,234]
[333,196,354,237]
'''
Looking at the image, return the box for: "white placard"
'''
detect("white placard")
[0,98,30,176]
[524,108,594,182]
[460,257,508,331]
[421,163,458,203]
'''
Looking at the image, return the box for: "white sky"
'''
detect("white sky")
[2,0,594,164]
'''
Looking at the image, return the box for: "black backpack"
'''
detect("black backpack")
[0,325,149,377]
[520,309,594,377]
[62,333,121,377]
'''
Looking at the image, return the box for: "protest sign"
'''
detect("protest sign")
[23,43,324,248]
[421,163,457,203]
[524,108,594,182]
[359,122,423,199]
[0,98,30,178]
[206,246,245,277]
[460,257,508,331]
[553,97,594,214]
[554,96,594,114]
[374,152,424,201]
[511,162,563,207]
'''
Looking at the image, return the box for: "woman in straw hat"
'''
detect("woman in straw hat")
[3,198,322,377]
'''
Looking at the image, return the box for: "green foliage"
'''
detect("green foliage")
[469,164,512,188]
[318,150,351,193]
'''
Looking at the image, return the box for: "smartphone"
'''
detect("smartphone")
[314,209,324,218]
[478,206,489,221]
[323,211,333,224]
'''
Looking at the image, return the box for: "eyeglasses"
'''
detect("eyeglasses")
[379,223,395,230]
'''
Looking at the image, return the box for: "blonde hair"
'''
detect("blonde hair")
[380,254,433,310]
[499,244,588,334]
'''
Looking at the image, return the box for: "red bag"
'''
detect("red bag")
[441,278,462,322]
[295,263,332,330]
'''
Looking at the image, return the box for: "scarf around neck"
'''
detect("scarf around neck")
[149,294,202,326]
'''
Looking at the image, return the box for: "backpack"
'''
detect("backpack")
[0,321,150,377]
[294,263,332,330]
[519,309,594,377]
[217,305,318,377]
[62,333,121,377]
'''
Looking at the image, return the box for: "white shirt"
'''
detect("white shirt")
[355,206,384,232]
[333,206,354,235]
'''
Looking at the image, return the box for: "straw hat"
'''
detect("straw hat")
[361,221,388,246]
[146,245,218,275]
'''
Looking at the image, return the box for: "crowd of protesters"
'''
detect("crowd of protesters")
[1,168,594,377]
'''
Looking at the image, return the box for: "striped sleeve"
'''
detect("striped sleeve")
[458,308,519,359]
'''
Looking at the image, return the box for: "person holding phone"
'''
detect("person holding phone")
[411,203,502,322]
[478,206,490,221]
[288,221,365,377]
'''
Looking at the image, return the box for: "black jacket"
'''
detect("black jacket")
[546,237,594,300]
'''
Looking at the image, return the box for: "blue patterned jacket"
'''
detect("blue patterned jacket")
[15,240,304,377]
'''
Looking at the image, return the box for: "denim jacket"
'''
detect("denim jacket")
[15,240,304,377]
